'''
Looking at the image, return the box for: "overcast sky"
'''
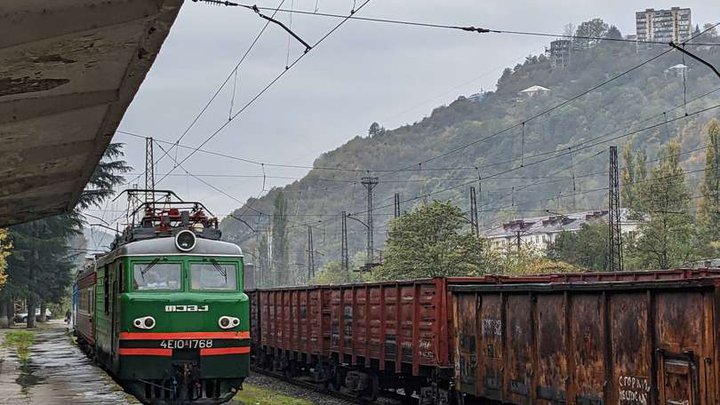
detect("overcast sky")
[97,0,718,229]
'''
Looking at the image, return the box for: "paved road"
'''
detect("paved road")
[0,321,138,404]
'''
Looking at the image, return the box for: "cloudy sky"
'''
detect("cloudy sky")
[97,0,718,228]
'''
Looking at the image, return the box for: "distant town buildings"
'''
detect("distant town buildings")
[636,7,692,44]
[548,39,572,68]
[519,85,550,97]
[483,209,640,252]
[467,91,487,103]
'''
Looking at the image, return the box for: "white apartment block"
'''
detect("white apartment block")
[636,7,692,44]
[483,209,640,252]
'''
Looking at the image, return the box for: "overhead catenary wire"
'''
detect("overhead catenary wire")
[117,81,720,177]
[218,4,720,47]
[156,0,374,186]
[123,0,289,188]
[112,83,720,227]
[349,103,720,217]
[385,22,720,174]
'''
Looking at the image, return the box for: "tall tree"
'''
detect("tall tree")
[574,18,609,48]
[621,142,636,209]
[698,119,720,257]
[368,122,386,138]
[631,141,695,269]
[374,200,490,280]
[605,25,622,40]
[257,233,270,287]
[0,230,10,327]
[0,230,9,288]
[1,143,130,328]
[271,192,289,286]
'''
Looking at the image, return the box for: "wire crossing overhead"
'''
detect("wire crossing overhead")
[203,4,720,47]
[156,0,374,185]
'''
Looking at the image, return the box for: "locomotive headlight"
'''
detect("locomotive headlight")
[133,316,156,330]
[175,230,197,252]
[218,316,240,329]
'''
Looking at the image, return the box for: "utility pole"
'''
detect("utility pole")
[470,186,479,237]
[361,177,379,264]
[570,152,577,211]
[306,225,315,282]
[608,145,623,272]
[145,137,155,204]
[515,230,522,251]
[341,211,349,273]
[394,193,401,218]
[477,176,482,229]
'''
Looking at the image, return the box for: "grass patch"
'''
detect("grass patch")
[234,383,313,405]
[3,330,35,364]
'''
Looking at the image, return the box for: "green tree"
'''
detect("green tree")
[271,192,289,286]
[698,119,720,256]
[368,122,386,138]
[1,143,130,328]
[313,261,355,285]
[0,230,9,288]
[605,25,622,40]
[630,141,695,269]
[622,143,649,219]
[499,243,578,275]
[547,223,608,271]
[373,201,490,280]
[574,18,609,48]
[621,142,636,210]
[257,233,270,287]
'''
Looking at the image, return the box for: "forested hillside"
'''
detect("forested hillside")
[221,20,720,283]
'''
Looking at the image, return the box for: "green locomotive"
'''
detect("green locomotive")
[74,191,249,404]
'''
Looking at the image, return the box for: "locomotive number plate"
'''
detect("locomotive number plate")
[160,339,213,349]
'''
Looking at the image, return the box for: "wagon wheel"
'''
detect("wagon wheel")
[361,373,380,402]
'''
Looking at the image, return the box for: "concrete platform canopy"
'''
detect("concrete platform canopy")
[0,0,184,227]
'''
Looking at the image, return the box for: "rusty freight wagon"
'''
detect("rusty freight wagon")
[249,278,467,401]
[451,269,720,405]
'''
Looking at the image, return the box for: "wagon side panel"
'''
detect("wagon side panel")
[535,293,568,404]
[504,294,533,404]
[569,292,605,404]
[609,293,651,405]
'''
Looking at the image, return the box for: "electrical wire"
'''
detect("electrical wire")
[227,4,720,47]
[349,103,720,217]
[386,22,720,173]
[124,0,289,188]
[156,0,374,185]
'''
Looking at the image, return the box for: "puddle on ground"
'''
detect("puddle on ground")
[9,324,139,404]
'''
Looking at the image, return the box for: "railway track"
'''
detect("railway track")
[249,367,412,405]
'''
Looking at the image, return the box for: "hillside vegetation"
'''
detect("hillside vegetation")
[221,20,720,282]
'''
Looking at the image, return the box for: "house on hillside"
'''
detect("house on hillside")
[467,91,487,102]
[519,85,550,97]
[664,63,688,78]
[483,209,640,252]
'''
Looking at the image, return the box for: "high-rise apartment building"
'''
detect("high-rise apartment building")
[636,7,692,43]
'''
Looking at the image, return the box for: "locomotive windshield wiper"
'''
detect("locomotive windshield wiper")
[140,258,162,280]
[209,258,227,283]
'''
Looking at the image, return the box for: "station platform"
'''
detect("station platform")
[0,320,138,404]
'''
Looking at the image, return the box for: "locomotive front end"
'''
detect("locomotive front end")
[115,228,250,404]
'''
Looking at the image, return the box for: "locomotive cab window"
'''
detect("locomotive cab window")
[190,262,237,291]
[133,262,182,291]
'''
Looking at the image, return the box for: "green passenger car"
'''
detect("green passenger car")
[75,221,250,404]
